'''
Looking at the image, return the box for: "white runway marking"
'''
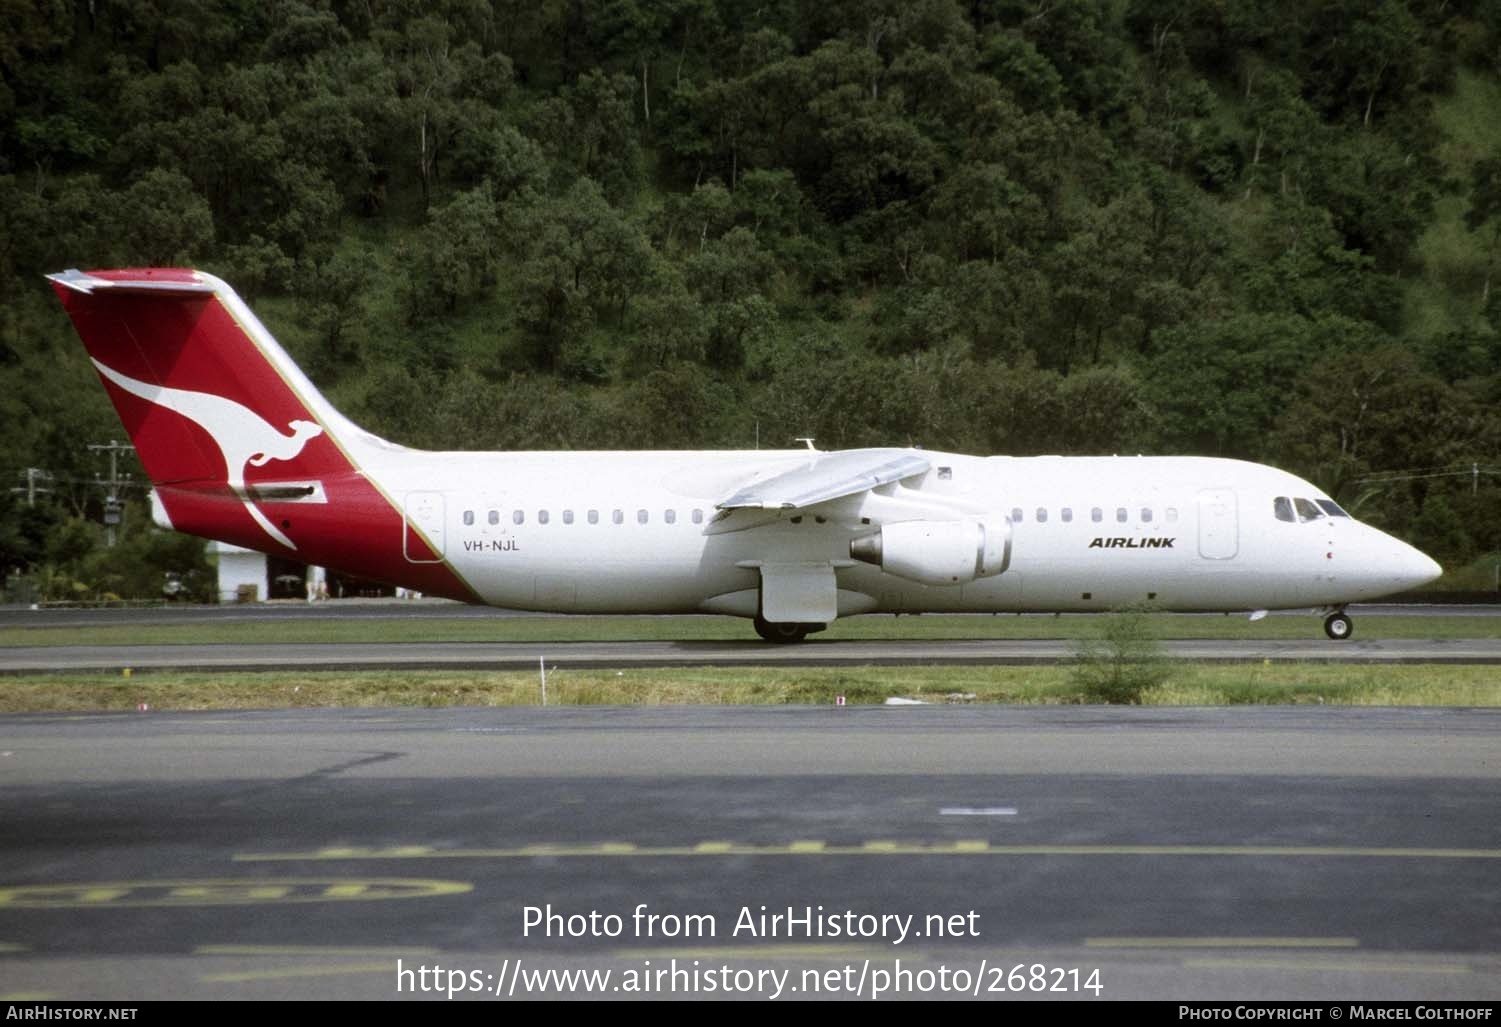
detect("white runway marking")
[939,807,1018,816]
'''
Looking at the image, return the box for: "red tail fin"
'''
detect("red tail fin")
[50,268,478,601]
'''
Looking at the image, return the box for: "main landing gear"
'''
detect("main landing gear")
[1323,610,1354,641]
[752,615,825,644]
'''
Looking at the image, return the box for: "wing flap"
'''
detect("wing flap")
[717,448,931,511]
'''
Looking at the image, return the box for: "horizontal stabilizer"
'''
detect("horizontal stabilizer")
[46,268,216,296]
[718,448,931,511]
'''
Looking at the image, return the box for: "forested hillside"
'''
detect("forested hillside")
[2,0,1499,600]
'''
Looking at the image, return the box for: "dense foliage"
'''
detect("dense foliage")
[2,0,1500,599]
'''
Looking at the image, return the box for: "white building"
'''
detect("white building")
[210,541,266,603]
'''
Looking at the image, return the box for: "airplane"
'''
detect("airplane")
[48,267,1442,642]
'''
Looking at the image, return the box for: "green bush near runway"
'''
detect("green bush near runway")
[1068,605,1174,704]
[0,665,1496,712]
[0,611,1497,649]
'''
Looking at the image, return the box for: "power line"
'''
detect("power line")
[1354,462,1500,495]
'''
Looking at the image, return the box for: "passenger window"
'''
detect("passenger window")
[1141,508,1152,523]
[563,510,574,525]
[1011,507,1023,522]
[538,510,549,525]
[637,509,649,524]
[463,510,474,526]
[1166,507,1178,522]
[588,510,599,524]
[665,509,676,524]
[692,509,704,524]
[1091,507,1103,523]
[1294,498,1323,522]
[1036,507,1047,523]
[612,509,623,525]
[512,510,524,525]
[1116,507,1127,523]
[488,510,499,526]
[1274,497,1295,522]
[1062,508,1073,523]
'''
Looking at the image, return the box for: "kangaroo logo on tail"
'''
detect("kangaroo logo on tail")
[92,358,324,549]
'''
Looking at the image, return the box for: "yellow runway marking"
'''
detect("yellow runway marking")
[233,842,1501,862]
[1088,937,1358,949]
[196,945,438,956]
[0,995,57,1001]
[0,878,471,908]
[1184,957,1471,975]
[0,943,28,953]
[200,963,394,984]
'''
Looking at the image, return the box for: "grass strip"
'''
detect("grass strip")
[0,664,1496,712]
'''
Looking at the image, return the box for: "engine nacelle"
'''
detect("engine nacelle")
[848,518,1011,586]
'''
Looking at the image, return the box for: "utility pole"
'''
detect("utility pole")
[11,468,52,507]
[88,441,135,547]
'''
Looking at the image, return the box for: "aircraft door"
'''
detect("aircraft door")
[1197,488,1238,560]
[403,491,447,563]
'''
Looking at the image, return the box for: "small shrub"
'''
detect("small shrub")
[1068,606,1173,704]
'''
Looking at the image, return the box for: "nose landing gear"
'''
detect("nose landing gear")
[1323,610,1353,640]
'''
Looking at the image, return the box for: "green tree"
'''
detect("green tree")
[623,258,709,372]
[1241,66,1319,200]
[501,178,653,370]
[402,181,502,319]
[114,168,215,265]
[1148,313,1331,457]
[376,4,510,208]
[538,69,642,200]
[1467,155,1501,305]
[1271,345,1484,502]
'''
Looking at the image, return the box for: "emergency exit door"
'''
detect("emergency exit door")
[403,491,447,563]
[1197,488,1238,560]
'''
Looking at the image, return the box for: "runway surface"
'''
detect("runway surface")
[4,602,1498,672]
[3,600,1498,630]
[0,706,1497,1000]
[5,636,1501,673]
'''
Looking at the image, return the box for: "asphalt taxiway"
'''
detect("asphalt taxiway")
[4,602,1498,673]
[4,636,1501,674]
[3,600,1496,629]
[0,706,1497,1000]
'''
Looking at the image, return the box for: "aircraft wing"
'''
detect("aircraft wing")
[717,448,931,511]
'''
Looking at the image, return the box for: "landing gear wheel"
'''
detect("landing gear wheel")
[753,615,810,644]
[1324,612,1353,641]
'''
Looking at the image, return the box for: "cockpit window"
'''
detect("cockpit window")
[1294,498,1323,522]
[1274,497,1295,522]
[1316,499,1350,518]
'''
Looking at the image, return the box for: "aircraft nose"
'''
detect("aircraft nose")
[1392,540,1442,591]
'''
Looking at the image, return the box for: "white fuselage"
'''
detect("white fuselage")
[50,268,1442,627]
[369,448,1440,617]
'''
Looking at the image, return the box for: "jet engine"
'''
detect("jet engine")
[848,518,1011,586]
